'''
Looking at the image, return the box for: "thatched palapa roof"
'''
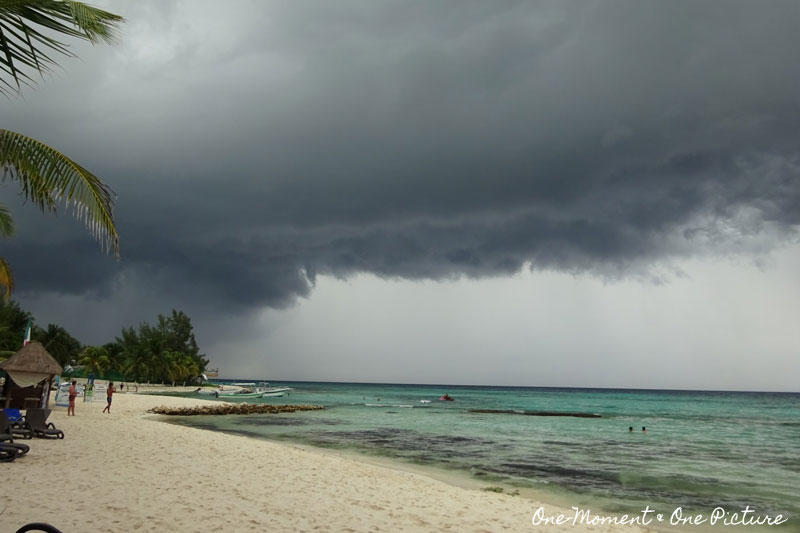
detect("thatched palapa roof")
[0,341,63,375]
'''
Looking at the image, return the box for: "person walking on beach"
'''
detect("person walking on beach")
[68,380,77,416]
[102,382,116,414]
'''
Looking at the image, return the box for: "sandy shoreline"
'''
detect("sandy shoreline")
[2,390,653,533]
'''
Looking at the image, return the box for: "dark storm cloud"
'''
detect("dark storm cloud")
[3,0,800,312]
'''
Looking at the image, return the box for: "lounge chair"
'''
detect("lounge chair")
[0,442,19,462]
[25,408,64,439]
[0,438,29,457]
[0,411,31,457]
[1,410,32,440]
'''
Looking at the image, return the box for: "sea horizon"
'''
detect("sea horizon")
[209,378,800,396]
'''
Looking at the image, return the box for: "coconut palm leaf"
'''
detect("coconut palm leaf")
[0,1,123,300]
[0,129,119,255]
[0,258,12,300]
[0,0,123,95]
[0,204,13,236]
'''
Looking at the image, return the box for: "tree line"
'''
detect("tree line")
[0,300,209,385]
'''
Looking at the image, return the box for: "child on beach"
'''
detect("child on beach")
[68,380,77,416]
[102,382,116,414]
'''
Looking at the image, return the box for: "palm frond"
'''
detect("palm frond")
[0,0,123,95]
[0,204,14,236]
[0,257,13,300]
[0,128,119,257]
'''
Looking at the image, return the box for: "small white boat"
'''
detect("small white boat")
[215,390,265,399]
[261,388,291,397]
[212,382,292,399]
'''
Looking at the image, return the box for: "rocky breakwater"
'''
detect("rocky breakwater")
[148,403,325,416]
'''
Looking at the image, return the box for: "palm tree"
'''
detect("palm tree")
[181,354,200,385]
[117,326,149,382]
[77,344,110,377]
[163,350,184,386]
[0,298,30,350]
[1,1,124,298]
[34,323,81,366]
[123,350,151,383]
[0,206,14,298]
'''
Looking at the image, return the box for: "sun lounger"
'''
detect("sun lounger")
[1,411,31,458]
[0,442,19,462]
[0,438,29,456]
[25,408,64,439]
[1,410,32,440]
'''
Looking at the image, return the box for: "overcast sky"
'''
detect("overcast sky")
[2,0,799,391]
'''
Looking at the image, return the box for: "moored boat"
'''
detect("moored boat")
[261,388,291,397]
[215,390,265,399]
[213,382,293,399]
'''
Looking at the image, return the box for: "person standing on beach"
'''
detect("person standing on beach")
[68,380,77,416]
[102,382,116,414]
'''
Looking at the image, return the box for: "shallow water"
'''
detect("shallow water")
[163,383,800,530]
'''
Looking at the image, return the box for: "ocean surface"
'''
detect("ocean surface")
[161,382,799,530]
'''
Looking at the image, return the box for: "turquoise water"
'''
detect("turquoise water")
[163,383,799,529]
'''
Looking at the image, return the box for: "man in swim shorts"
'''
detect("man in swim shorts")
[68,380,77,416]
[102,381,116,414]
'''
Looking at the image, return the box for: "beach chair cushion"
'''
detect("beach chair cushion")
[3,408,23,423]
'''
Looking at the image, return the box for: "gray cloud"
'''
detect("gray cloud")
[3,0,800,324]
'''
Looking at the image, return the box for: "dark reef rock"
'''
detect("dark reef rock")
[469,409,601,418]
[148,404,324,416]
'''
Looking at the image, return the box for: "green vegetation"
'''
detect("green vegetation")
[110,310,208,384]
[37,324,82,367]
[0,1,124,299]
[0,300,208,383]
[76,345,111,377]
[0,300,32,359]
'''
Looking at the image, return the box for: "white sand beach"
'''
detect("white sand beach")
[2,391,651,533]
